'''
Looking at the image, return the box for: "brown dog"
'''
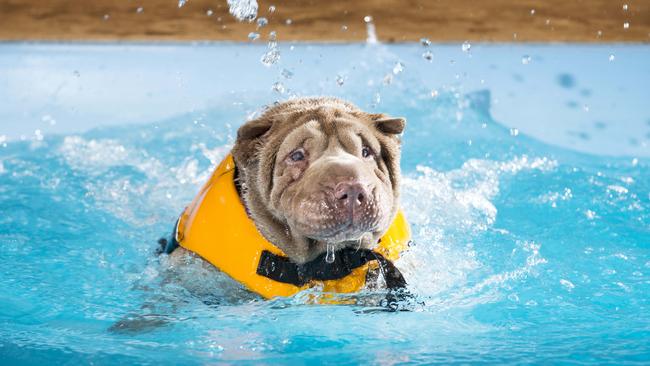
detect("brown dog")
[169,97,406,279]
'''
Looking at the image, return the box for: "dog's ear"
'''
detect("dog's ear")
[370,114,406,135]
[232,117,273,166]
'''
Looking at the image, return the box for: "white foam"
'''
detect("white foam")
[59,136,229,225]
[397,155,555,304]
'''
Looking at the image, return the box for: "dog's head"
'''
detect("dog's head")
[232,97,405,264]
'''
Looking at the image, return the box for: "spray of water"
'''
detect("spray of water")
[226,0,258,22]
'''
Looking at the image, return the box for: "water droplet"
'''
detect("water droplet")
[285,18,292,25]
[383,73,393,85]
[341,25,348,31]
[281,68,293,79]
[272,81,285,93]
[560,279,575,290]
[136,7,144,13]
[420,38,431,47]
[325,244,335,264]
[178,0,187,8]
[583,104,590,112]
[268,5,276,13]
[248,32,260,41]
[227,0,258,22]
[623,4,629,11]
[545,19,551,25]
[461,41,471,53]
[623,22,630,29]
[521,55,531,64]
[597,30,603,37]
[510,128,519,136]
[102,14,110,21]
[585,209,597,220]
[631,158,638,166]
[336,75,345,86]
[430,89,439,98]
[206,9,213,16]
[34,129,43,141]
[374,92,381,105]
[364,15,373,23]
[609,54,615,62]
[256,17,268,28]
[530,9,535,15]
[268,30,277,41]
[422,50,433,62]
[392,61,404,75]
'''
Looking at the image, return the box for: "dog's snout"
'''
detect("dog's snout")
[335,181,368,207]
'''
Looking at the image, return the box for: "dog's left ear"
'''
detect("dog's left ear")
[232,117,273,166]
[370,114,406,135]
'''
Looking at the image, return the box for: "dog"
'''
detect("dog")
[165,97,408,295]
[111,97,408,332]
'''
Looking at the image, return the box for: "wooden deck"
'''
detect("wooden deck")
[0,0,648,42]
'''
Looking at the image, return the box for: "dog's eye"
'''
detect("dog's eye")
[361,146,373,158]
[289,149,305,162]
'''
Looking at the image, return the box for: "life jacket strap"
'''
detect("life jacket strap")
[256,247,407,289]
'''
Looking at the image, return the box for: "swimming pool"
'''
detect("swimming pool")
[1,43,649,364]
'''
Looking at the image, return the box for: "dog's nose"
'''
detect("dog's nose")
[335,181,368,208]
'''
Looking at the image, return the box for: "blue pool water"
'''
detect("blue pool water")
[1,43,649,364]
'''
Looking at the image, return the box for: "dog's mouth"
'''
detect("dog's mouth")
[293,203,381,242]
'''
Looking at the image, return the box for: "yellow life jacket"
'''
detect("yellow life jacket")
[171,153,410,299]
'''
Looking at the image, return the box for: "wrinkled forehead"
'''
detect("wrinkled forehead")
[277,116,379,156]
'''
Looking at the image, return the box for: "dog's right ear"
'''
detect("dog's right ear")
[232,117,273,166]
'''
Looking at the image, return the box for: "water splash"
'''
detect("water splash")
[260,34,280,66]
[271,81,285,94]
[392,61,404,75]
[336,75,345,86]
[227,0,258,22]
[364,16,378,44]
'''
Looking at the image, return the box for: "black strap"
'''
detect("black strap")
[256,247,407,290]
[161,218,181,255]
